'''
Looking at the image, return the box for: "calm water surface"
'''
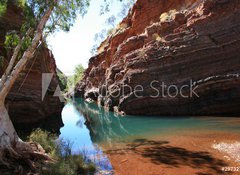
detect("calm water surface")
[59,98,240,171]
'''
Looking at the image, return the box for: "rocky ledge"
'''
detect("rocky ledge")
[76,0,240,116]
[0,1,63,132]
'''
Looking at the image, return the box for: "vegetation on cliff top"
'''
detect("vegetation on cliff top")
[57,64,85,93]
[67,64,85,91]
[57,68,68,91]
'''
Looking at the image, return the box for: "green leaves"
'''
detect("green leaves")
[4,31,33,62]
[67,64,85,91]
[0,0,26,17]
[21,35,32,51]
[47,0,90,33]
[0,0,7,17]
[4,33,20,49]
[17,0,26,7]
[18,0,90,35]
[4,32,32,51]
[73,64,85,84]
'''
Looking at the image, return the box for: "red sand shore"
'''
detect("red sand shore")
[102,131,240,175]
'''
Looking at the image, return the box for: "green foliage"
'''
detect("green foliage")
[28,128,57,155]
[4,33,20,48]
[25,0,90,34]
[57,69,67,91]
[2,0,91,47]
[4,32,33,61]
[0,0,7,17]
[0,0,26,17]
[1,0,90,81]
[56,65,84,92]
[91,0,134,55]
[4,33,24,63]
[21,35,32,50]
[17,0,26,7]
[42,154,96,175]
[74,64,85,81]
[28,129,96,175]
[67,64,85,91]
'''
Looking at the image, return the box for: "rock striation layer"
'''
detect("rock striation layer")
[0,2,63,131]
[76,0,240,116]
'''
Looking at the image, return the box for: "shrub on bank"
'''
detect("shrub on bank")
[28,129,96,175]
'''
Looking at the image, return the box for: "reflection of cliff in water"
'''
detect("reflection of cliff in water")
[72,98,240,147]
[18,114,64,140]
[73,98,130,145]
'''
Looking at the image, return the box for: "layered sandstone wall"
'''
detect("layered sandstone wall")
[77,0,240,116]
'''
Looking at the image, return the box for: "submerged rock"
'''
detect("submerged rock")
[76,0,240,116]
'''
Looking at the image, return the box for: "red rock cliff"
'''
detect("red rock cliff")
[0,2,63,131]
[76,0,240,116]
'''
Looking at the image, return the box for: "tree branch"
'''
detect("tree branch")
[0,5,54,100]
[0,28,34,90]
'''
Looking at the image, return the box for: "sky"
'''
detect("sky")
[47,0,133,75]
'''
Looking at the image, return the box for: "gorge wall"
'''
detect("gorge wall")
[76,0,240,116]
[0,2,63,131]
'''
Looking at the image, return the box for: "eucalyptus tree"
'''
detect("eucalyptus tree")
[0,0,89,165]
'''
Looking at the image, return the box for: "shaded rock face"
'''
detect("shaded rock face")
[0,2,63,132]
[76,0,240,116]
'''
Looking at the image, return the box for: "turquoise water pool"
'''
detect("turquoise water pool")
[59,98,240,171]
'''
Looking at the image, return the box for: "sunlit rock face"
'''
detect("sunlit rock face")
[0,1,63,132]
[77,0,240,116]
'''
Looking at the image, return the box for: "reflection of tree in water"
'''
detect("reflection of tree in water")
[76,120,83,128]
[73,99,129,146]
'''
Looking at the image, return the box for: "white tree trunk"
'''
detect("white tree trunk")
[0,102,19,148]
[0,6,54,151]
